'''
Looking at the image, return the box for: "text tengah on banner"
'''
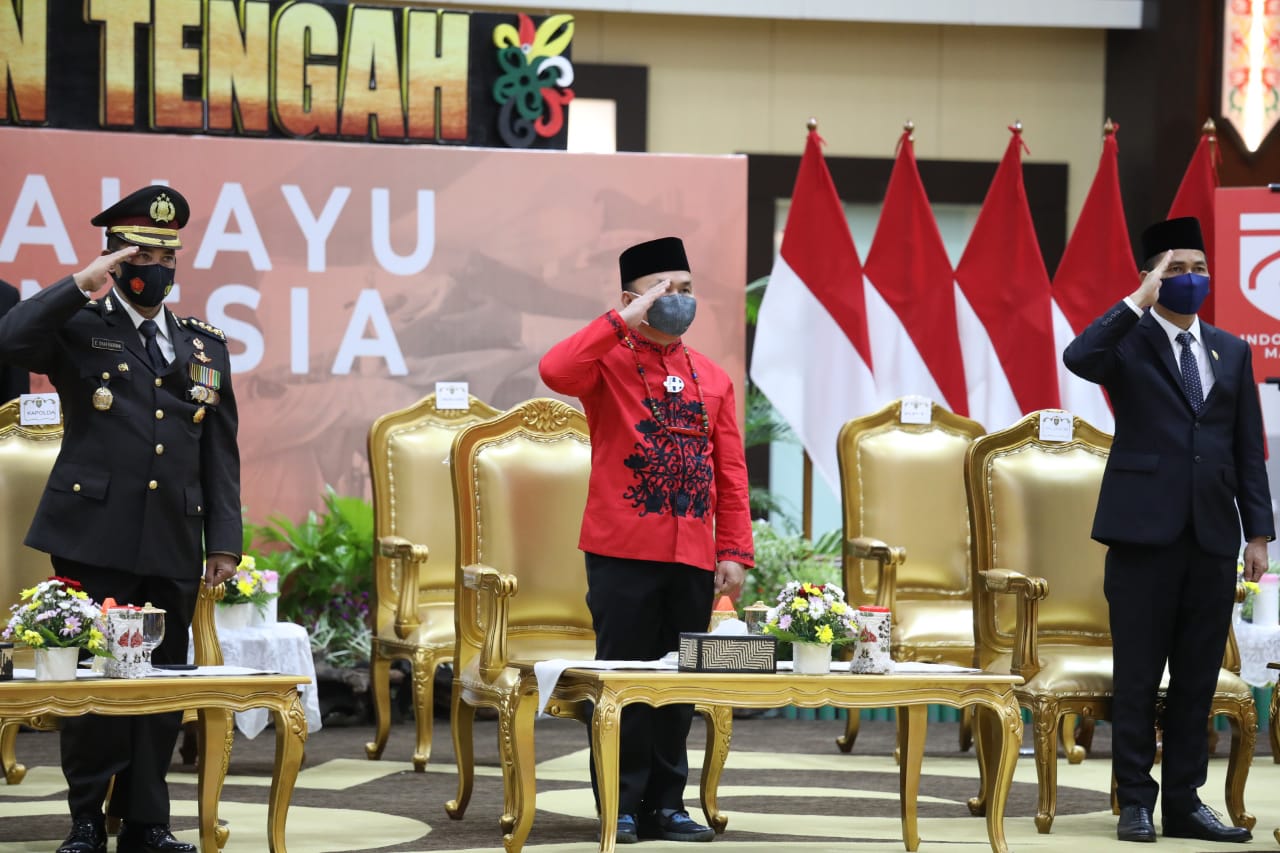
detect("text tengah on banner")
[0,0,574,149]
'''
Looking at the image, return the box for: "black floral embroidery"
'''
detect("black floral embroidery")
[623,395,713,519]
[717,547,754,562]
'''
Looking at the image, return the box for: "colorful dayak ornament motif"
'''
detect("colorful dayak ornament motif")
[1222,0,1280,151]
[492,13,575,148]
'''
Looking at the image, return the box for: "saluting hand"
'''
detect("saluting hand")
[618,278,674,329]
[73,245,137,296]
[1129,250,1173,309]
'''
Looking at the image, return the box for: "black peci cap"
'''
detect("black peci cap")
[91,185,190,250]
[619,237,690,288]
[1140,216,1205,264]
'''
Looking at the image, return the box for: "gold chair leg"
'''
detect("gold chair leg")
[1110,768,1120,815]
[1223,708,1256,830]
[445,684,475,820]
[0,720,26,784]
[364,646,392,762]
[1031,701,1060,834]
[1061,713,1087,764]
[835,710,861,753]
[959,705,974,752]
[1269,683,1280,764]
[696,704,732,834]
[409,650,436,772]
[501,694,538,853]
[1076,716,1096,752]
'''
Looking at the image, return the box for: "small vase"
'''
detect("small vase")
[792,641,833,675]
[34,646,80,681]
[215,602,254,632]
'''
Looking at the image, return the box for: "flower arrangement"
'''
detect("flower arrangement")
[220,555,279,612]
[762,581,856,647]
[1236,560,1280,622]
[2,577,109,655]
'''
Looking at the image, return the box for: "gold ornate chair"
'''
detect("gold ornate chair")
[365,392,501,770]
[443,398,598,844]
[835,399,985,754]
[966,410,1256,834]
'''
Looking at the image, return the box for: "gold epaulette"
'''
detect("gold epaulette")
[182,317,227,342]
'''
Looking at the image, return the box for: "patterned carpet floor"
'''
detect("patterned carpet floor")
[0,714,1277,852]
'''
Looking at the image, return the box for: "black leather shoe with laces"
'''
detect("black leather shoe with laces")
[56,817,106,853]
[116,823,196,853]
[1116,805,1155,842]
[1163,804,1251,842]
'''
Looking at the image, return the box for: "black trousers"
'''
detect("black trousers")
[584,552,715,817]
[53,556,200,824]
[1104,529,1237,814]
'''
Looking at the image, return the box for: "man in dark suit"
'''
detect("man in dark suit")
[0,186,241,853]
[0,279,30,402]
[1064,216,1273,844]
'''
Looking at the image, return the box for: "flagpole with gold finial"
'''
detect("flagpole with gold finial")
[800,116,817,541]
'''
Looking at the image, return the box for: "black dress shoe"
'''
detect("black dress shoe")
[1116,805,1156,842]
[56,816,106,853]
[1163,804,1252,843]
[116,823,196,853]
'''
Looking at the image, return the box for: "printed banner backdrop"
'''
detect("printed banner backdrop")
[0,126,747,524]
[1215,187,1280,445]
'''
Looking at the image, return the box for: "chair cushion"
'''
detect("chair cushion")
[988,645,1114,698]
[1159,666,1253,700]
[893,600,974,662]
[509,637,598,662]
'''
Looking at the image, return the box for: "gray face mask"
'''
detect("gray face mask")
[645,293,697,337]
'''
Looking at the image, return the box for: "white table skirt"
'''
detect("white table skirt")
[188,621,323,738]
[1231,610,1280,688]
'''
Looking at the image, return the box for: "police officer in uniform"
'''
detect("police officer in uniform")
[0,186,241,853]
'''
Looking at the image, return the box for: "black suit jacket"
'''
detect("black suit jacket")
[1063,300,1274,557]
[0,280,30,403]
[0,278,241,577]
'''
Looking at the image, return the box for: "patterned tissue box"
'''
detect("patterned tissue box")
[678,633,777,673]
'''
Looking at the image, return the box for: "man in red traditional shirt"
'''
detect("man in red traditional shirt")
[540,236,754,844]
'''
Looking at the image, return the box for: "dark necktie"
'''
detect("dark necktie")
[1175,331,1204,414]
[139,319,167,372]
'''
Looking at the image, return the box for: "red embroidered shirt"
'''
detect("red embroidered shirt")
[539,311,755,572]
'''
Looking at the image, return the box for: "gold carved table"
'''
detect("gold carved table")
[0,672,309,852]
[511,667,1023,853]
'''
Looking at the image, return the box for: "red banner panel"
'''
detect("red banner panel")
[0,127,747,522]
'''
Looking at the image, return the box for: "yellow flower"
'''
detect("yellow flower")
[830,602,847,615]
[21,629,43,647]
[235,579,254,596]
[88,628,105,650]
[1245,581,1261,594]
[790,598,809,611]
[18,586,34,599]
[816,625,834,644]
[801,583,819,595]
[238,554,256,572]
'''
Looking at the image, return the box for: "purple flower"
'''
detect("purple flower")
[60,616,82,636]
[778,614,793,630]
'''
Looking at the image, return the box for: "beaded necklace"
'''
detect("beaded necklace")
[621,331,711,440]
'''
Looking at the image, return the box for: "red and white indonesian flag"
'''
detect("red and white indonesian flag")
[1051,124,1132,433]
[1168,123,1221,323]
[864,129,968,417]
[954,126,1060,430]
[751,128,878,494]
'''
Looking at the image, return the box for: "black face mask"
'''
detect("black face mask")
[112,261,175,308]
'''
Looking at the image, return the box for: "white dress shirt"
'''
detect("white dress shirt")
[1124,297,1214,398]
[114,292,176,364]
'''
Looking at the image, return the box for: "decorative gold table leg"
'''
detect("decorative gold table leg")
[592,693,624,853]
[196,707,232,852]
[697,704,732,833]
[958,706,974,752]
[364,647,392,762]
[502,694,538,853]
[1224,708,1256,830]
[897,705,926,852]
[267,694,308,853]
[967,705,989,817]
[0,720,26,784]
[982,698,1021,853]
